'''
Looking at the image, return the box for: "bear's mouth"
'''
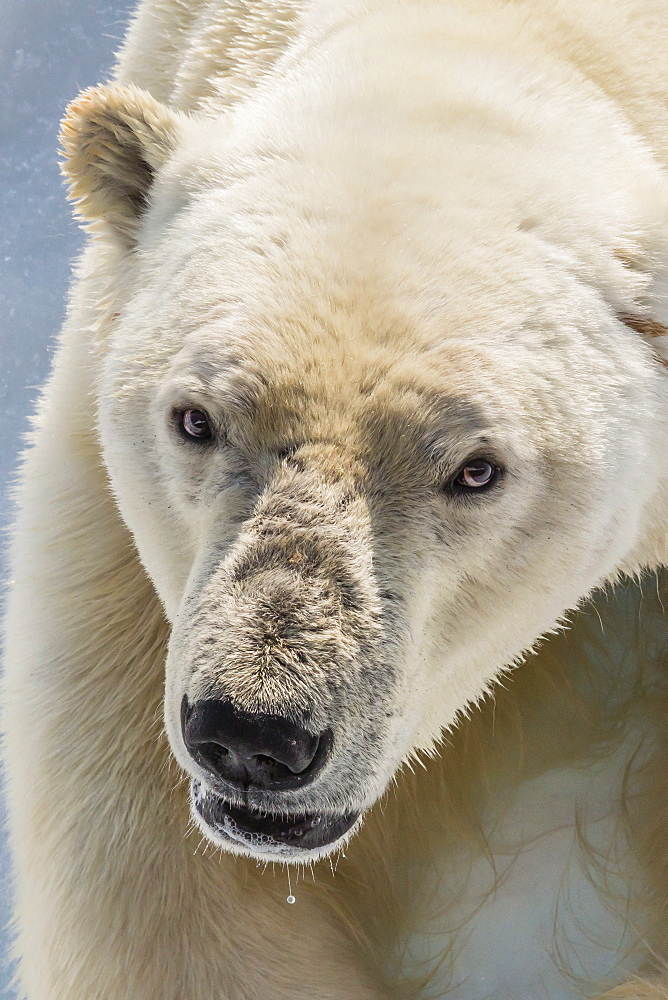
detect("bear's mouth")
[191,781,361,856]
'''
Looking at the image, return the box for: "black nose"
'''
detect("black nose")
[181,697,333,791]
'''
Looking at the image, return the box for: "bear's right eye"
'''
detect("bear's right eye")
[175,408,214,443]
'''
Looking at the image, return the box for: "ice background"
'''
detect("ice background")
[1,1,133,992]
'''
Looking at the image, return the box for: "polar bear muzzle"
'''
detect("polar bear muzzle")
[181,698,350,856]
[163,453,395,859]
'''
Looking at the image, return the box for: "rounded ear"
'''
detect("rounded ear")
[60,83,184,243]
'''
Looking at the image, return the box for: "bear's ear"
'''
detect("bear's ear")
[60,83,183,243]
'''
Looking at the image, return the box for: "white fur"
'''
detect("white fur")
[3,0,668,997]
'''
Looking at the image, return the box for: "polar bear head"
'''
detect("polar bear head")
[61,83,668,862]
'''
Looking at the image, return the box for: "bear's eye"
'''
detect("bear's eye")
[452,458,501,492]
[176,408,213,442]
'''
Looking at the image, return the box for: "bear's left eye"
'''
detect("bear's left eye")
[451,458,501,492]
[175,408,213,442]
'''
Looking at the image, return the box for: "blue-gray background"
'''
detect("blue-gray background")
[1,2,134,992]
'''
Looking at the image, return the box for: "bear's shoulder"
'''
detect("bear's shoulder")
[114,0,304,112]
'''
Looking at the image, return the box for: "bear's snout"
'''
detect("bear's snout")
[181,696,334,791]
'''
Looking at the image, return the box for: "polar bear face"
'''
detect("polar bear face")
[61,85,667,862]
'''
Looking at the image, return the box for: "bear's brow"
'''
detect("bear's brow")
[185,355,268,421]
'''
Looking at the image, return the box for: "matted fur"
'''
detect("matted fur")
[3,0,668,997]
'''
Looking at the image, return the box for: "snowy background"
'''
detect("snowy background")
[1,1,134,992]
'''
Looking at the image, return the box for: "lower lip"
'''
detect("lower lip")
[192,783,360,853]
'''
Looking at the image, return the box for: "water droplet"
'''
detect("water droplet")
[286,895,296,904]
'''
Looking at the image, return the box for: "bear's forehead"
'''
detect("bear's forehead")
[165,336,497,464]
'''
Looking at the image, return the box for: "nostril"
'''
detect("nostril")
[181,696,333,790]
[198,742,230,776]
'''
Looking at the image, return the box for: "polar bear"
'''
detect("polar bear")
[3,0,668,997]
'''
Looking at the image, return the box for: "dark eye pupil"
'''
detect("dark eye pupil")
[181,409,212,440]
[456,460,495,489]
